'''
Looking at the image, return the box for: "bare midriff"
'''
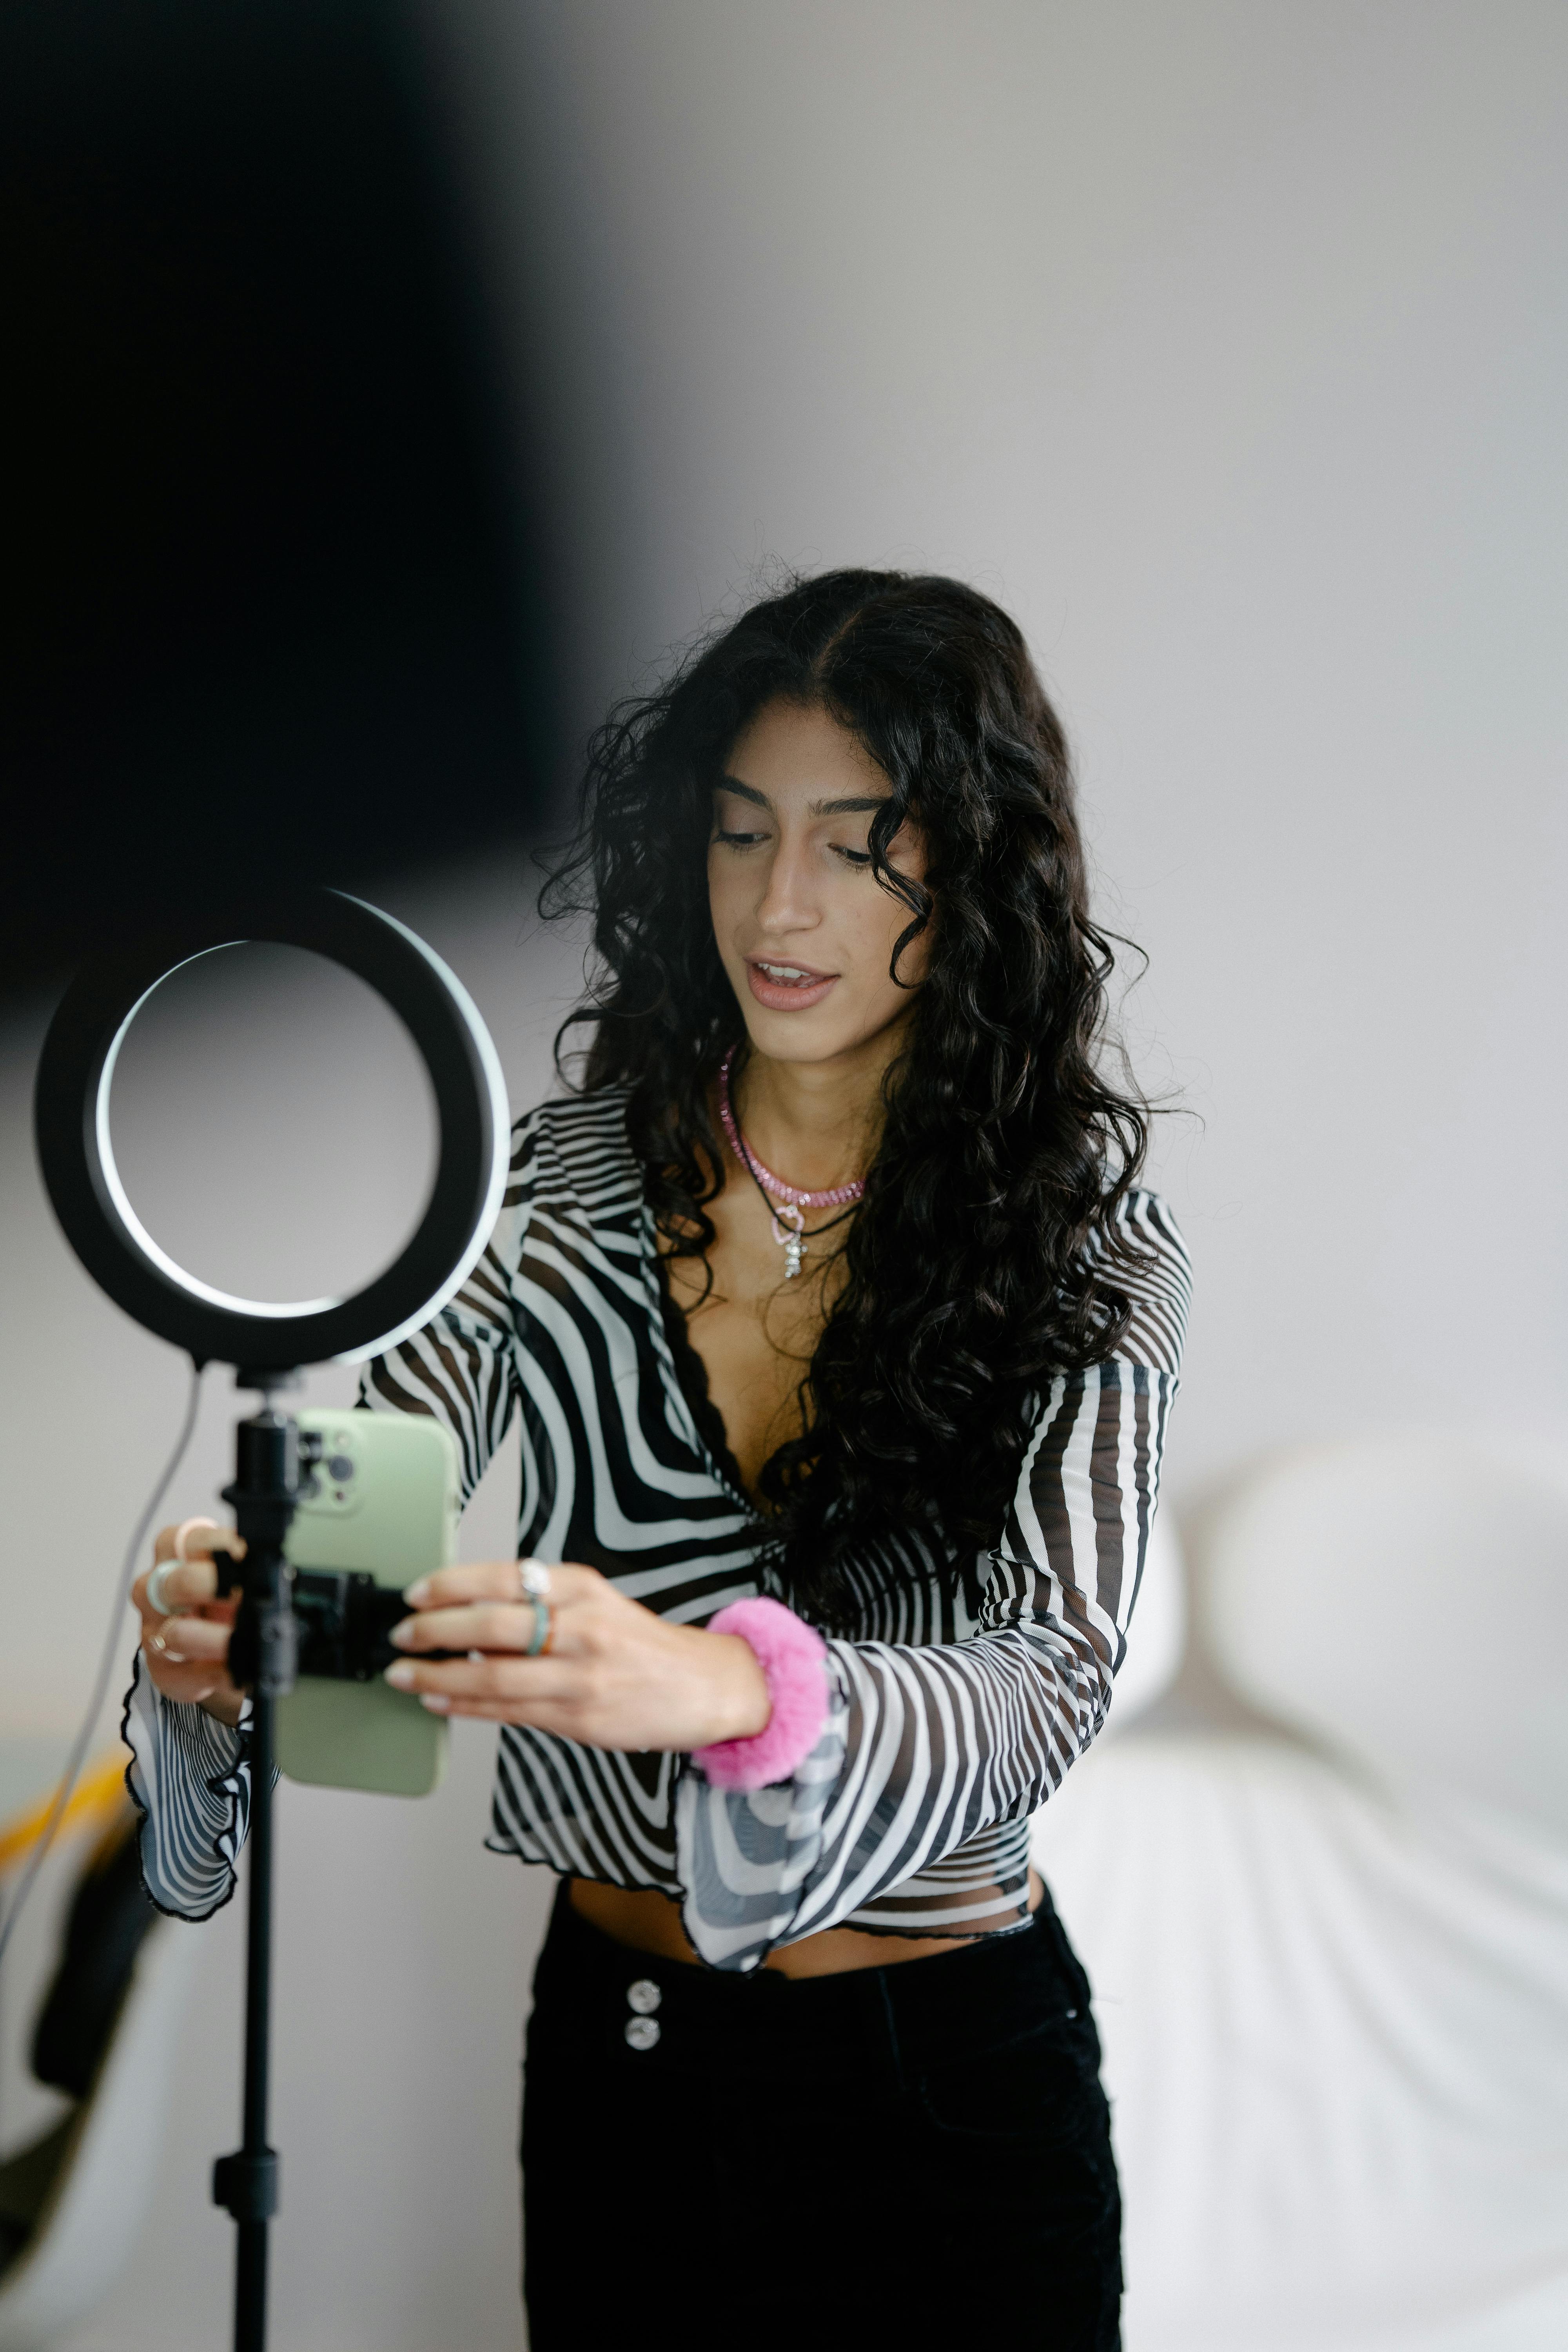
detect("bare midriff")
[569,1869,1045,1979]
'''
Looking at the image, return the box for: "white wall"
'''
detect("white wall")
[427,0,1568,1486]
[3,5,1566,2345]
[0,868,584,2350]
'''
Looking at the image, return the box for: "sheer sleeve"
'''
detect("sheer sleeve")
[123,1112,538,1918]
[358,1109,539,1490]
[123,1655,252,1920]
[675,1191,1191,1971]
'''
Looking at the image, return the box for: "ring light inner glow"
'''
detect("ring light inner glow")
[95,920,501,1351]
[36,891,512,1370]
[96,946,347,1318]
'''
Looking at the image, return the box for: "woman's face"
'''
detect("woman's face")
[708,697,928,1067]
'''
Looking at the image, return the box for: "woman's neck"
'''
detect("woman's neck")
[733,1023,907,1193]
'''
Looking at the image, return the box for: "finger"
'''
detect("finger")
[148,1659,240,1712]
[151,1524,246,1566]
[420,1698,555,1722]
[135,1557,222,1617]
[401,1561,596,1611]
[146,1615,232,1663]
[148,1662,224,1701]
[400,1563,529,1612]
[389,1602,547,1655]
[384,1654,573,1703]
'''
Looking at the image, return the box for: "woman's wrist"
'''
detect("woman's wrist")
[198,1688,246,1729]
[705,1630,773,1742]
[692,1599,829,1791]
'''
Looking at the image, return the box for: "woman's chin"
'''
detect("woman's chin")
[738,1002,909,1068]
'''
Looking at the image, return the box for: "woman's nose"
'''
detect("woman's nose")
[753,838,819,933]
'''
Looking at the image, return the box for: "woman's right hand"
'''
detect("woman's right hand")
[132,1523,247,1727]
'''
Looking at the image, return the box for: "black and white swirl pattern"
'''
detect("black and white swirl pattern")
[126,1091,1189,1974]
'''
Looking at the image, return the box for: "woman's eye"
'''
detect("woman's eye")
[715,828,768,848]
[833,845,874,867]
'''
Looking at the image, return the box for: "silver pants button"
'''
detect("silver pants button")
[624,2015,661,2052]
[626,1978,662,2016]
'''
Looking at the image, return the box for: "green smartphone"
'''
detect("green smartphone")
[278,1408,461,1797]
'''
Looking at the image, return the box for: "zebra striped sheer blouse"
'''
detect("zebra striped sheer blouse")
[126,1090,1190,1974]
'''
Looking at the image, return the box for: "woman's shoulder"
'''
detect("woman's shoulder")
[507,1086,642,1229]
[1089,1186,1192,1379]
[511,1083,634,1156]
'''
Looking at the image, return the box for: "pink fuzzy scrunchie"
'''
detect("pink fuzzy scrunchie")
[693,1597,829,1792]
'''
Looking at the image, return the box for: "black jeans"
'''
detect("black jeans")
[523,1882,1122,2351]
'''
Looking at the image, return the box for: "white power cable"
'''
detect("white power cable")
[0,1359,205,1978]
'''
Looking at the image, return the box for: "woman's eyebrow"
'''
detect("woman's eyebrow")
[715,777,889,817]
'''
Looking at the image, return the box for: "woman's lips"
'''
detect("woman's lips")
[744,957,839,1012]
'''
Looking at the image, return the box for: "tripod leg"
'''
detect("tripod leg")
[236,2218,268,2352]
[214,1397,301,2352]
[214,1690,279,2352]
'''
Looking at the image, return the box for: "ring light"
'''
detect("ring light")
[33,891,510,1371]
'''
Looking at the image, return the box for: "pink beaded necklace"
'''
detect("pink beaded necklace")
[716,1047,864,1278]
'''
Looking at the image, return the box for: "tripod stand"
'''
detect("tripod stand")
[31,885,511,2352]
[210,1377,318,2352]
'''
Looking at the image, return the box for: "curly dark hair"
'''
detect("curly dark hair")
[541,568,1150,1629]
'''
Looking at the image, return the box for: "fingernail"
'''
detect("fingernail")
[384,1661,416,1690]
[420,1694,450,1714]
[389,1619,416,1649]
[403,1577,431,1607]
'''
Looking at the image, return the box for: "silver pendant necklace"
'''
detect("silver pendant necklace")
[716,1047,865,1278]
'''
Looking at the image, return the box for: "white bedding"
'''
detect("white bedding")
[1033,1435,1568,2350]
[1034,1735,1568,2351]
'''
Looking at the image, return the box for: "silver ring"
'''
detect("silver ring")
[524,1599,552,1658]
[517,1559,551,1601]
[145,1560,185,1617]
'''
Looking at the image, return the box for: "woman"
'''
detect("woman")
[129,570,1189,2350]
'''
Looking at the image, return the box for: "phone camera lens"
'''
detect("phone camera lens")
[326,1454,355,1482]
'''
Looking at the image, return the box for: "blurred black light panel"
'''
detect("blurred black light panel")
[0,0,553,998]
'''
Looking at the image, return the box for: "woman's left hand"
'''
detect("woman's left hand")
[384,1562,772,1752]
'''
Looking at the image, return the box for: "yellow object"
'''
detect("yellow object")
[0,1751,131,1874]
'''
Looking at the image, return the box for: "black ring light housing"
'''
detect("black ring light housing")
[34,890,510,1372]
